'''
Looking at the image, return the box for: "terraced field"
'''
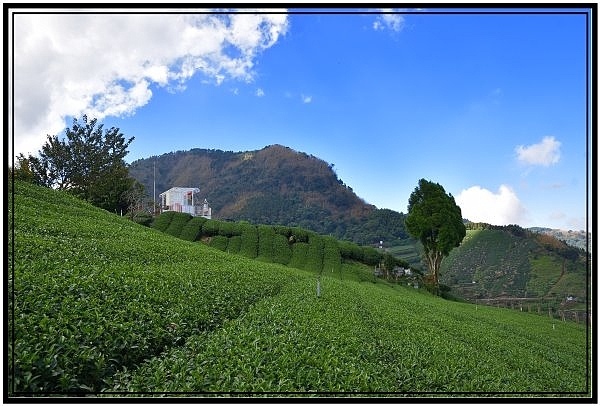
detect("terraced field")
[8,181,591,398]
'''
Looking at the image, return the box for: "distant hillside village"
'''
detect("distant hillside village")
[159,187,212,219]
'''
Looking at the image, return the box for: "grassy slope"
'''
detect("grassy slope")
[440,229,587,302]
[9,181,590,396]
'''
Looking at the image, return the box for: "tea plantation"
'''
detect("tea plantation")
[8,181,591,397]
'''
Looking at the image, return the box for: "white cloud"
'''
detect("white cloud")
[11,12,289,157]
[455,185,528,226]
[301,94,312,104]
[515,136,561,166]
[256,88,265,97]
[373,9,405,32]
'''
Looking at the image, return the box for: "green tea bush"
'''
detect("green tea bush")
[164,212,193,238]
[290,227,310,243]
[289,242,309,270]
[272,233,292,265]
[306,234,324,273]
[338,240,364,262]
[130,211,153,227]
[322,236,341,274]
[218,221,240,238]
[201,219,221,237]
[179,216,208,241]
[239,223,258,259]
[227,235,242,254]
[151,211,176,232]
[257,225,275,262]
[111,276,589,393]
[273,225,292,238]
[209,235,229,251]
[362,246,383,266]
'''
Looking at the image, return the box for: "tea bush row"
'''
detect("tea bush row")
[151,212,381,274]
[112,275,588,393]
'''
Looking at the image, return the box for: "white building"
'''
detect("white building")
[158,187,212,218]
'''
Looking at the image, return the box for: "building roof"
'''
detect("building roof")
[159,187,200,196]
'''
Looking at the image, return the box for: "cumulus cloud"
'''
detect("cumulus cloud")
[455,185,527,226]
[256,88,265,97]
[10,11,289,156]
[373,9,405,32]
[515,136,561,166]
[301,94,312,104]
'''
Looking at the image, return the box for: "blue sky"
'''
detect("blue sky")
[11,7,592,231]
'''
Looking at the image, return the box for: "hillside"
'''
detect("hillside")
[440,226,589,308]
[129,145,589,300]
[9,181,590,397]
[128,145,411,247]
[529,227,590,251]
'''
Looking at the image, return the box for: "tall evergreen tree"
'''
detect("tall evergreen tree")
[405,179,466,294]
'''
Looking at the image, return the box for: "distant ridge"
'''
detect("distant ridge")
[528,227,589,251]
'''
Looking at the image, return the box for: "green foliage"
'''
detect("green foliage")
[24,115,135,213]
[151,211,176,232]
[201,219,221,237]
[273,225,292,238]
[272,233,292,265]
[129,211,153,227]
[289,242,309,270]
[338,240,364,262]
[208,235,229,251]
[164,212,193,238]
[239,222,259,259]
[440,229,587,301]
[345,208,409,246]
[179,216,208,241]
[322,236,341,274]
[361,246,382,266]
[10,181,590,395]
[218,221,240,238]
[306,234,324,273]
[10,181,295,393]
[11,155,38,183]
[257,225,276,262]
[111,277,588,393]
[405,179,466,291]
[227,235,242,255]
[290,227,310,243]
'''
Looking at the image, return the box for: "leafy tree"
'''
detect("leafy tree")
[11,155,37,183]
[23,115,135,213]
[405,179,466,294]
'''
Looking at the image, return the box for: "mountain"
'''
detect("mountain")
[440,224,589,306]
[128,144,410,247]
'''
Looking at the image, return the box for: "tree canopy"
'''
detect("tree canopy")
[16,115,136,213]
[405,179,466,294]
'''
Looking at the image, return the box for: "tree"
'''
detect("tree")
[24,115,135,213]
[11,155,37,183]
[405,179,466,294]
